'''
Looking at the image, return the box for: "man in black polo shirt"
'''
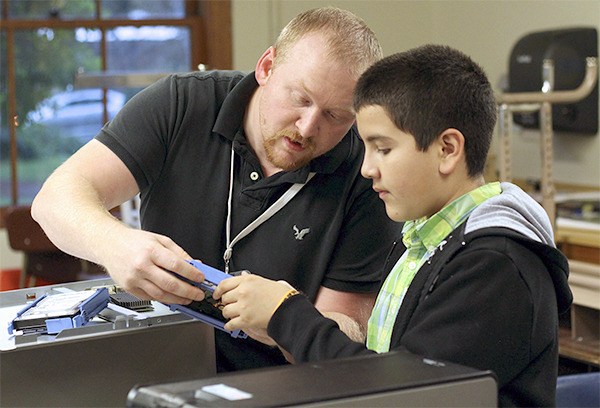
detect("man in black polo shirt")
[32,7,397,372]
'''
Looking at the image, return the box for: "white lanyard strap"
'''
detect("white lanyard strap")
[224,148,315,272]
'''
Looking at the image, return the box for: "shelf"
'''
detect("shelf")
[554,215,600,369]
[559,322,600,367]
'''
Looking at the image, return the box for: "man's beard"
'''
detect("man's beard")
[263,130,316,171]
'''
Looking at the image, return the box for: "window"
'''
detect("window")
[0,0,231,211]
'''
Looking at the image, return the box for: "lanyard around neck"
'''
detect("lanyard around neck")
[223,148,316,273]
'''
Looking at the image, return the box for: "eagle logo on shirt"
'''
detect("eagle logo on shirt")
[293,225,310,240]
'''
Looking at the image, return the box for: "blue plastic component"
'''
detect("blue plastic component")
[8,288,109,335]
[167,260,247,339]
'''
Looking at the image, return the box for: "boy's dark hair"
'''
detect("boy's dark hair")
[354,44,497,177]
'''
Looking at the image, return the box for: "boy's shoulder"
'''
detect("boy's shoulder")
[427,222,563,270]
[434,223,571,313]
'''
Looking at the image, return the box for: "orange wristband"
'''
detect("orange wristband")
[273,289,300,313]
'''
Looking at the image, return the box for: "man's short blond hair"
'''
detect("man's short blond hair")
[273,7,382,78]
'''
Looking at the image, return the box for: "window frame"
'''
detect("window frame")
[0,0,232,227]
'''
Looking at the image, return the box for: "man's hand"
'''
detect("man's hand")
[30,140,205,305]
[99,224,206,304]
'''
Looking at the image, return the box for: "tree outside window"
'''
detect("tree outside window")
[1,0,227,208]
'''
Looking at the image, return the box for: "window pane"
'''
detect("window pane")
[106,26,190,71]
[2,16,194,205]
[8,0,95,20]
[13,28,102,205]
[101,0,185,19]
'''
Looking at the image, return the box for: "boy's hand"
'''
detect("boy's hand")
[213,274,296,335]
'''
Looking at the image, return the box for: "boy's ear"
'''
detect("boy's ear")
[255,46,276,85]
[437,128,465,175]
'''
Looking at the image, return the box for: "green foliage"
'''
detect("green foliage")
[1,0,100,130]
[15,29,100,127]
[17,123,82,160]
[1,0,188,204]
[8,0,95,18]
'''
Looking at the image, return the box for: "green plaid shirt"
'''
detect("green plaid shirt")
[366,182,501,352]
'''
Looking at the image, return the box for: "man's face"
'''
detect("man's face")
[256,33,357,172]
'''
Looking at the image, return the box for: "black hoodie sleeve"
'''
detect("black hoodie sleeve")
[267,295,375,362]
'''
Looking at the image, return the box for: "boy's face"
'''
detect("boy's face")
[357,105,444,222]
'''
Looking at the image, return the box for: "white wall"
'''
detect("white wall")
[232,0,600,188]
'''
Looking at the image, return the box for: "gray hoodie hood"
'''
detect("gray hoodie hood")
[465,182,555,247]
[464,182,572,314]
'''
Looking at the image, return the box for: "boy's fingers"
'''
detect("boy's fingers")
[213,276,241,299]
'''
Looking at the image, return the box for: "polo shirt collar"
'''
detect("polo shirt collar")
[402,182,502,253]
[213,72,257,141]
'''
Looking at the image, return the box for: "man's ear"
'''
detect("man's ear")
[255,46,275,86]
[437,128,465,175]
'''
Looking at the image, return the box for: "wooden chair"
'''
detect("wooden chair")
[4,205,105,287]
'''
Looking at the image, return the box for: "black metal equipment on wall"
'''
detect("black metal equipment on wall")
[509,27,598,134]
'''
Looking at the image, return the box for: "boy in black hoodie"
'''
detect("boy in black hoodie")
[214,44,573,407]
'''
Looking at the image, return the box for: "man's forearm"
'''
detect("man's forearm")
[31,169,123,266]
[321,311,365,343]
[314,287,375,343]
